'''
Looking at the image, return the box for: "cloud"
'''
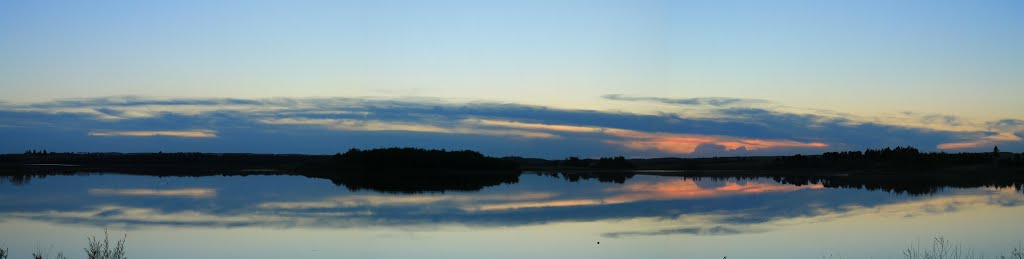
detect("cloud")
[0,96,1015,156]
[257,192,557,210]
[602,225,754,238]
[261,118,454,134]
[464,119,828,154]
[920,114,964,127]
[603,129,828,155]
[468,119,606,133]
[603,94,767,107]
[936,125,1021,150]
[261,118,559,139]
[989,119,1024,133]
[30,96,266,107]
[2,205,295,228]
[929,119,1024,151]
[88,130,218,138]
[88,188,217,198]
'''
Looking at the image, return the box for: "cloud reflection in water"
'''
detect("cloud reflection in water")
[0,174,1021,238]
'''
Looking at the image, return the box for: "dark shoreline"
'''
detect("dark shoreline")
[5,146,1023,175]
[2,147,1023,194]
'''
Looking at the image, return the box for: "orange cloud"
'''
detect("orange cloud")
[937,141,988,150]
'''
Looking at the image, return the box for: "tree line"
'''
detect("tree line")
[772,146,1023,171]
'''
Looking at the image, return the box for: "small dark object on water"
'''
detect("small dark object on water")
[597,242,600,244]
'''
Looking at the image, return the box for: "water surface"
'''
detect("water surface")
[1,173,1022,258]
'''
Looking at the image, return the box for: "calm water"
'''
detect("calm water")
[1,173,1022,258]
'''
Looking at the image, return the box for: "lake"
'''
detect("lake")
[1,173,1023,258]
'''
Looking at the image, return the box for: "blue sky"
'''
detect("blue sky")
[1,0,1022,157]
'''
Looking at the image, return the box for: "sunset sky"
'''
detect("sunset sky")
[1,0,1022,158]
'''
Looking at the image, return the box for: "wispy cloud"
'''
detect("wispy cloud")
[989,119,1024,133]
[602,225,756,238]
[88,130,218,138]
[88,188,217,198]
[257,192,558,210]
[466,119,828,154]
[468,119,607,133]
[603,94,768,107]
[261,118,559,139]
[919,114,964,127]
[937,132,1020,150]
[471,199,607,211]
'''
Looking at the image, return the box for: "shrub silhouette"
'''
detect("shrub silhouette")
[84,230,126,259]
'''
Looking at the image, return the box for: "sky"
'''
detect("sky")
[1,0,1022,158]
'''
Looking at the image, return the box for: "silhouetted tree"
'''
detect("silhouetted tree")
[330,147,516,170]
[771,146,1013,172]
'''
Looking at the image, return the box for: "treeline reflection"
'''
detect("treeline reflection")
[4,170,1022,196]
[531,171,1024,196]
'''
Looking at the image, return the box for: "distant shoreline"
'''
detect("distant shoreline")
[3,147,1023,177]
[3,147,1023,195]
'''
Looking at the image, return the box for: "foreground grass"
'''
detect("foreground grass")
[0,230,125,259]
[1,234,1022,258]
[901,237,1023,259]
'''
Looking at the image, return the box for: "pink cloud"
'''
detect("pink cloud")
[605,129,827,155]
[466,119,827,155]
